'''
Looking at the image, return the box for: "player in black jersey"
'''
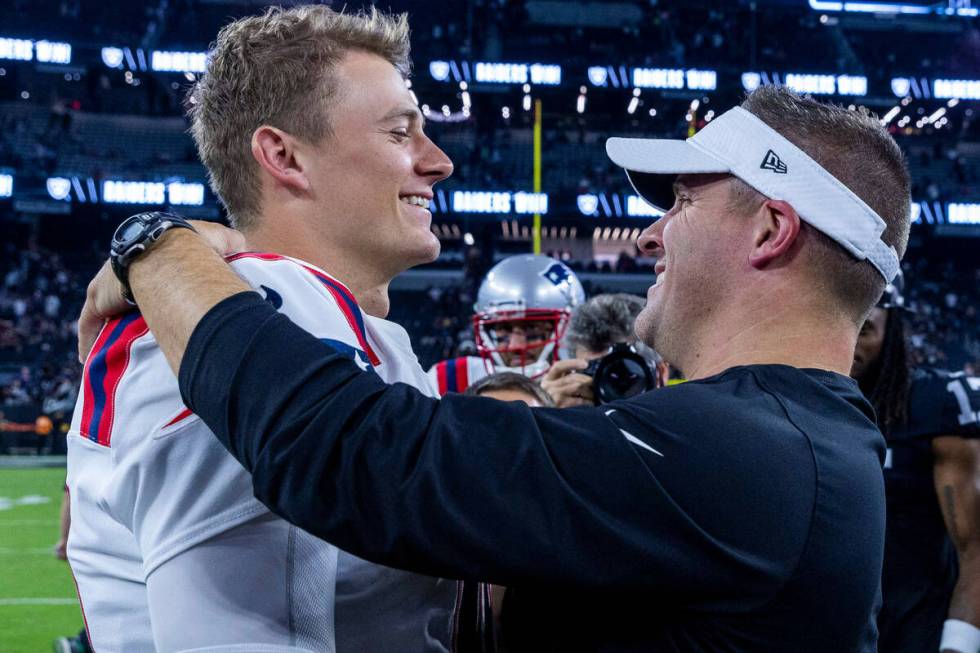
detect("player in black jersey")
[852,275,980,653]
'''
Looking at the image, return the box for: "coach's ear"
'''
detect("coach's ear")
[251,125,311,193]
[747,198,802,270]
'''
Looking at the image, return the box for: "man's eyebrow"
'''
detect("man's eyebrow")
[379,107,425,129]
[672,180,690,197]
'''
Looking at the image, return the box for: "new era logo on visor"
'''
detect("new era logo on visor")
[760,150,788,174]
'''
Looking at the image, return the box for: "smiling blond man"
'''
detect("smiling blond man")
[65,7,487,653]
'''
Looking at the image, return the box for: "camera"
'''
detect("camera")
[582,343,656,405]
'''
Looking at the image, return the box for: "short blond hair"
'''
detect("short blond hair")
[188,5,411,229]
[732,86,910,324]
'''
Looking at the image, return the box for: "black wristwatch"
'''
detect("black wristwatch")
[110,211,196,303]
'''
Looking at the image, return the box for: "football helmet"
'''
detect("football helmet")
[473,255,586,378]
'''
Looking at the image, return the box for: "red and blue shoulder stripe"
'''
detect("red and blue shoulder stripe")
[435,357,471,395]
[79,312,149,447]
[227,252,381,366]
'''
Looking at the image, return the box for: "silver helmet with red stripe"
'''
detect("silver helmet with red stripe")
[473,255,586,378]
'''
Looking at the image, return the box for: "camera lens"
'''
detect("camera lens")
[596,357,650,402]
[592,345,655,404]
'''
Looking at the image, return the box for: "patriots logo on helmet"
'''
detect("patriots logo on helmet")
[541,263,570,287]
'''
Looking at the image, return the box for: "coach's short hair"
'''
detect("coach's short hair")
[732,85,911,324]
[464,373,556,407]
[565,293,645,354]
[188,5,411,230]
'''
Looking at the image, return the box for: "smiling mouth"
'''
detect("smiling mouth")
[400,195,431,210]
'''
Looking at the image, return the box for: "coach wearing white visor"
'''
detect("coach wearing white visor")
[80,86,911,653]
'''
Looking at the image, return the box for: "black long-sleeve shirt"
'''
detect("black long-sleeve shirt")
[179,292,887,652]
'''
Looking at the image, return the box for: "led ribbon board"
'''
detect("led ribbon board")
[428,60,561,85]
[808,0,977,16]
[933,79,980,99]
[475,62,561,85]
[631,68,717,91]
[451,191,548,214]
[0,37,71,63]
[102,181,204,205]
[743,72,866,96]
[577,193,664,218]
[150,50,207,73]
[948,203,980,225]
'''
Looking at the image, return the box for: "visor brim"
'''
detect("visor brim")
[605,137,731,212]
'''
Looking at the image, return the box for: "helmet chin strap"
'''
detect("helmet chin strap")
[489,342,557,378]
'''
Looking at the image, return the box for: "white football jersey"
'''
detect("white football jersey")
[66,253,460,653]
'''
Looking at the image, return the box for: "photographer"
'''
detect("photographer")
[541,293,668,407]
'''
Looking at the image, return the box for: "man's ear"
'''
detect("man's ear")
[747,199,801,269]
[251,126,311,193]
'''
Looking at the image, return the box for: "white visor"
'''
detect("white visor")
[606,106,900,282]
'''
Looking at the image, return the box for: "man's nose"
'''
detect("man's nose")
[637,218,666,257]
[417,136,454,184]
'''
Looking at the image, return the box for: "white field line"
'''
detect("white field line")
[0,547,60,555]
[0,598,77,606]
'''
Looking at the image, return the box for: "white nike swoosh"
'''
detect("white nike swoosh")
[605,410,664,457]
[619,428,664,456]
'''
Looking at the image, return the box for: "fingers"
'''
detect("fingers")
[542,371,593,394]
[77,261,127,362]
[541,360,594,407]
[544,373,595,408]
[541,358,589,381]
[225,229,248,256]
[77,304,103,364]
[189,221,247,257]
[553,374,595,399]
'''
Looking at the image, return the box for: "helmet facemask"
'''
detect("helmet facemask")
[473,304,571,378]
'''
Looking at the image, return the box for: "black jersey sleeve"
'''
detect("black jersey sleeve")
[178,292,822,603]
[938,371,980,438]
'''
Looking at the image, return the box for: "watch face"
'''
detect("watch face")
[120,219,146,242]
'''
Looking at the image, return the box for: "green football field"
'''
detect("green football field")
[0,466,84,653]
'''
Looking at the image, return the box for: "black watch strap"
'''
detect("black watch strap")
[110,212,196,304]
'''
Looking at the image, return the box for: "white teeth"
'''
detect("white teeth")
[400,195,430,209]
